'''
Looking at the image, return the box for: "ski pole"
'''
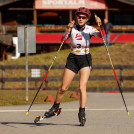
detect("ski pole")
[26,20,75,116]
[94,14,129,116]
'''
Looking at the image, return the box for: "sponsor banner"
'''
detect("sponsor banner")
[35,0,106,9]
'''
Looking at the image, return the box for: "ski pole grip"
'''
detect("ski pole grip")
[68,20,75,30]
[94,13,97,18]
[94,13,100,26]
[71,20,75,24]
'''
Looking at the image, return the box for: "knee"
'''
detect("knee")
[79,85,86,93]
[58,86,68,94]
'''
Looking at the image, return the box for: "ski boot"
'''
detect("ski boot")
[34,102,61,123]
[78,108,86,126]
[44,106,61,118]
[34,108,61,123]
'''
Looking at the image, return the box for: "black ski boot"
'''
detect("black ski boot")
[44,102,61,118]
[78,108,86,126]
[34,103,61,123]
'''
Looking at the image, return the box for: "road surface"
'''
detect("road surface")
[0,93,134,134]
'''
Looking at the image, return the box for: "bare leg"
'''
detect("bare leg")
[55,68,75,103]
[44,68,75,118]
[79,67,91,108]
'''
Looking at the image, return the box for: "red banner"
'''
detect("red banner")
[35,0,106,10]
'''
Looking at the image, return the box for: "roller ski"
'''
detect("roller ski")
[34,103,61,123]
[78,108,86,126]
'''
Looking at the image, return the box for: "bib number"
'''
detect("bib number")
[76,44,81,49]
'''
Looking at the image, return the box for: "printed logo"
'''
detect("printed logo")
[92,27,98,32]
[84,49,89,53]
[75,50,81,53]
[94,29,99,32]
[92,27,96,29]
[75,34,83,40]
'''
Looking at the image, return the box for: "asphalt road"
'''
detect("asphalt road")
[0,93,134,134]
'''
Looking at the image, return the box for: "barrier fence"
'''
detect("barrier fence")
[0,64,134,92]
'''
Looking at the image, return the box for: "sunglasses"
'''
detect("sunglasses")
[77,15,87,20]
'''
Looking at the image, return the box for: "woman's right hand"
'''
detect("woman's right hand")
[68,21,75,28]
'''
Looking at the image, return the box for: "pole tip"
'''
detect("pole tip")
[127,112,130,116]
[26,112,29,116]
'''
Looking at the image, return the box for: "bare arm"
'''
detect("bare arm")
[91,16,105,38]
[62,21,75,41]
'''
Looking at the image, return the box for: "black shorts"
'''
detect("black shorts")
[65,53,92,74]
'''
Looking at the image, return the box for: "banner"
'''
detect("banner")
[35,0,106,9]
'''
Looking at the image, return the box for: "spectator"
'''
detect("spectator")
[103,18,113,46]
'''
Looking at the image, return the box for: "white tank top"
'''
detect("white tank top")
[69,24,100,55]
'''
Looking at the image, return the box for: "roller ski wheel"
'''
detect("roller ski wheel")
[79,117,86,126]
[78,112,86,126]
[34,116,40,123]
[34,115,45,123]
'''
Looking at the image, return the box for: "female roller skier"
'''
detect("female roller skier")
[44,7,104,126]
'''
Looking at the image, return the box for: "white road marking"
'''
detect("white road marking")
[0,108,133,113]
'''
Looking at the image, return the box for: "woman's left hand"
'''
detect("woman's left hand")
[95,16,102,25]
